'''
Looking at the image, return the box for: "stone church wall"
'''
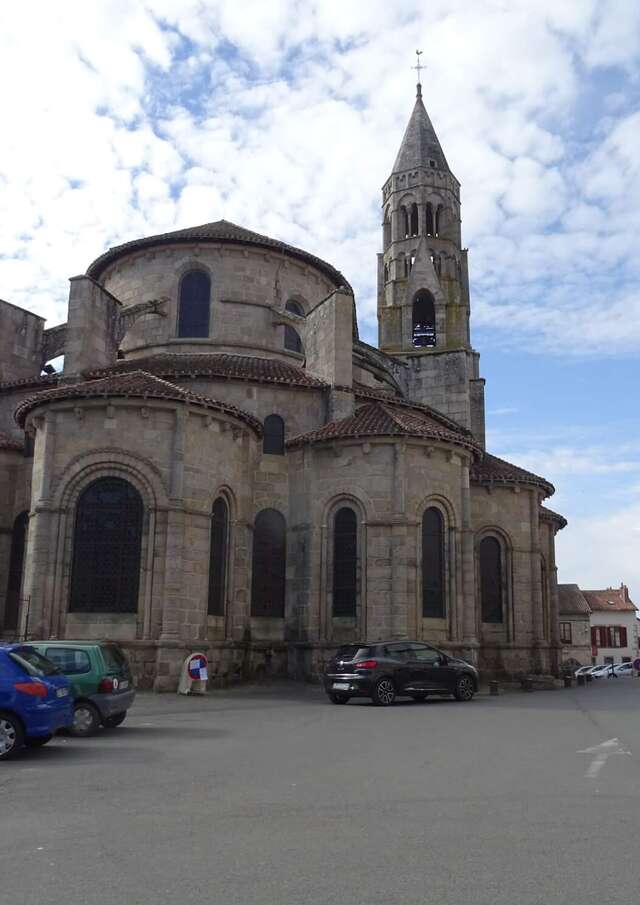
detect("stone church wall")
[0,299,44,384]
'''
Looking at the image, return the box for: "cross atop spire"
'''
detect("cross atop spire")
[411,50,424,98]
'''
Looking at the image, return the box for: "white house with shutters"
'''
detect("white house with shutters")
[559,583,638,667]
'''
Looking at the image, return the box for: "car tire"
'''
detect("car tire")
[453,675,475,702]
[103,712,127,728]
[25,734,53,748]
[372,677,396,706]
[328,694,349,705]
[411,694,428,702]
[0,711,24,760]
[72,701,101,737]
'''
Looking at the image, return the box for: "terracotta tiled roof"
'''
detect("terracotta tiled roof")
[85,353,328,390]
[582,586,637,613]
[14,370,262,434]
[86,219,351,291]
[540,505,568,529]
[287,400,476,450]
[471,452,554,496]
[558,584,591,616]
[354,387,473,435]
[0,431,23,452]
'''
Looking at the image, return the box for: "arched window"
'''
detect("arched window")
[383,262,389,283]
[70,477,143,613]
[410,203,419,236]
[383,208,391,249]
[284,325,303,355]
[412,290,436,348]
[333,507,358,618]
[422,507,445,618]
[401,206,409,238]
[435,205,443,237]
[3,511,28,631]
[263,414,285,455]
[426,203,434,237]
[177,270,211,338]
[479,536,503,624]
[251,509,286,617]
[435,255,442,278]
[285,300,304,317]
[208,497,229,616]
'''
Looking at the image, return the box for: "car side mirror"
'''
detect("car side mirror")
[439,655,448,666]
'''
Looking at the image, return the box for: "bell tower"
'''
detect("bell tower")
[377,71,485,445]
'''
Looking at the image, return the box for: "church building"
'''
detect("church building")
[0,82,567,688]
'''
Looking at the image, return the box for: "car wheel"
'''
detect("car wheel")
[0,712,24,760]
[25,734,53,748]
[72,702,101,737]
[411,694,428,702]
[328,694,349,705]
[372,677,396,706]
[453,675,475,702]
[103,712,127,728]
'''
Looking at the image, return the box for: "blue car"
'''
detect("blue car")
[0,644,73,760]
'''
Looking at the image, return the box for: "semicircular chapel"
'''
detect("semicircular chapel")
[0,81,566,688]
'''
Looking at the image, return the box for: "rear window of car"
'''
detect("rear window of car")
[45,647,91,675]
[101,644,129,673]
[335,646,371,661]
[9,648,60,677]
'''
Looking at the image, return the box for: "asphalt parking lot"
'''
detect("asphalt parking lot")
[2,678,639,905]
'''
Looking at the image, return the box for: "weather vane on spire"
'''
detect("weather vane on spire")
[412,50,424,97]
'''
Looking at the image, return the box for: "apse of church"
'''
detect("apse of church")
[0,77,566,688]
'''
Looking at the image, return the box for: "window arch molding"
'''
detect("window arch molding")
[475,527,513,635]
[207,492,232,619]
[175,265,212,339]
[285,297,307,317]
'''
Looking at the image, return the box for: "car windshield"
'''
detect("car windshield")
[335,645,371,661]
[9,647,60,677]
[101,644,129,672]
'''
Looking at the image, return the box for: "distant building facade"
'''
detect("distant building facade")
[0,82,567,689]
[559,582,638,666]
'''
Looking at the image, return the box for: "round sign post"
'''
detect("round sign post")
[177,652,209,695]
[633,658,640,678]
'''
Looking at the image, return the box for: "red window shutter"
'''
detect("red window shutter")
[620,626,627,648]
[591,627,598,647]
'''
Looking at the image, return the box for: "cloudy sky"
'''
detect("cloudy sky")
[1,0,639,601]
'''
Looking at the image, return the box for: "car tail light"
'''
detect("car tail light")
[355,660,378,670]
[14,682,48,697]
[98,677,115,693]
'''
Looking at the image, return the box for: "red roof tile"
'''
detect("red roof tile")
[85,353,328,389]
[582,586,637,613]
[471,452,554,496]
[14,371,262,434]
[287,400,476,450]
[0,431,23,452]
[354,387,473,435]
[86,219,351,291]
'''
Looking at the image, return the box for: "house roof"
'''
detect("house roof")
[558,584,591,616]
[85,353,328,390]
[582,586,637,613]
[287,399,476,450]
[86,219,351,291]
[470,452,555,496]
[0,431,23,452]
[14,370,262,434]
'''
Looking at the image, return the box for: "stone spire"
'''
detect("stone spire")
[392,86,451,175]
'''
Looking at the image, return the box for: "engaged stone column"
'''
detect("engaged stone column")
[529,489,544,670]
[460,461,478,649]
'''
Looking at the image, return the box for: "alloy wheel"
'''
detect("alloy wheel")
[0,718,17,756]
[456,676,474,701]
[375,678,396,706]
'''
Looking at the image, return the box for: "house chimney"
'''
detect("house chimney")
[621,582,629,603]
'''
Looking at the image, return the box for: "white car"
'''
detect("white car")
[591,664,617,678]
[574,665,596,677]
[614,662,634,677]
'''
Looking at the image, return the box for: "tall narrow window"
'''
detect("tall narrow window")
[422,507,445,618]
[412,290,436,348]
[333,507,358,618]
[426,203,434,236]
[178,270,211,338]
[70,477,143,613]
[251,509,286,617]
[263,414,285,455]
[401,206,409,238]
[479,536,503,624]
[208,497,229,616]
[383,209,391,249]
[3,511,28,630]
[435,205,443,237]
[410,203,419,236]
[383,262,389,282]
[284,325,303,354]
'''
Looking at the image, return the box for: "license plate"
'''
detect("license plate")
[119,680,129,690]
[332,682,350,691]
[56,687,69,698]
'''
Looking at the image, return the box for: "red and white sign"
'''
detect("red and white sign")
[188,654,208,681]
[633,658,640,672]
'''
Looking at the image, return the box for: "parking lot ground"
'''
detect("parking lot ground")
[2,678,640,905]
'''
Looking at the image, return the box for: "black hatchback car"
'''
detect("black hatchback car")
[323,640,479,705]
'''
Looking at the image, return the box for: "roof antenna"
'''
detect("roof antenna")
[411,50,424,98]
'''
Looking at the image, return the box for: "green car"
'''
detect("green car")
[29,641,135,737]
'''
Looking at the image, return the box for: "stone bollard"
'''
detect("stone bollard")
[577,674,585,686]
[522,677,534,692]
[563,675,572,688]
[489,680,499,696]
